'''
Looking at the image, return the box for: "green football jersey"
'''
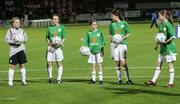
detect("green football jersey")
[109,20,130,45]
[83,29,105,54]
[158,20,176,55]
[46,25,67,49]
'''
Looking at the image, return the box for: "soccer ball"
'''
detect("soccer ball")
[13,34,25,44]
[113,34,123,44]
[155,33,166,43]
[52,36,62,45]
[79,46,90,56]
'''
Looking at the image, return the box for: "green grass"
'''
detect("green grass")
[0,23,180,104]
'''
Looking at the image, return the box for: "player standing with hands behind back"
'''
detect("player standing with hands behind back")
[5,17,27,87]
[82,19,105,84]
[46,14,66,84]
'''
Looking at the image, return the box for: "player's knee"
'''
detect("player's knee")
[169,68,174,73]
[19,64,25,69]
[156,67,161,70]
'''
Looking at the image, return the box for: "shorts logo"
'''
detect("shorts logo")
[10,60,12,63]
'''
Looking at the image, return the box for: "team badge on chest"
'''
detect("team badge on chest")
[58,29,62,32]
[163,27,167,32]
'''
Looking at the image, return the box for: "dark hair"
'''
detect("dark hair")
[51,14,59,19]
[11,17,20,25]
[111,9,124,20]
[159,10,173,25]
[89,18,97,25]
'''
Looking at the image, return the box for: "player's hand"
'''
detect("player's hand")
[55,43,61,49]
[48,42,53,47]
[154,46,158,51]
[101,51,104,57]
[161,40,167,45]
[100,47,104,57]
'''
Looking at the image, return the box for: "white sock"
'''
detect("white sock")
[57,66,63,81]
[20,68,26,82]
[92,71,96,81]
[169,69,174,84]
[48,66,52,79]
[123,67,130,81]
[152,67,161,82]
[8,68,14,84]
[116,67,122,81]
[98,72,103,81]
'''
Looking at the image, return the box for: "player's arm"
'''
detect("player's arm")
[123,22,131,40]
[83,32,89,46]
[100,32,105,56]
[23,30,27,43]
[109,24,114,42]
[61,26,67,44]
[154,42,159,51]
[5,29,14,44]
[46,28,52,46]
[161,25,176,44]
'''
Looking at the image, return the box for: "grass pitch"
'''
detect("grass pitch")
[0,23,180,104]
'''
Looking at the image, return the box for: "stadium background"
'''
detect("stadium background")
[0,0,180,25]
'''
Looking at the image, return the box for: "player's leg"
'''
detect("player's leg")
[19,64,27,86]
[91,63,96,84]
[88,53,96,84]
[55,48,64,84]
[18,50,27,86]
[150,21,154,28]
[98,63,103,84]
[47,51,54,83]
[167,62,175,88]
[96,53,103,84]
[121,61,133,85]
[145,54,163,85]
[8,64,15,87]
[113,46,122,84]
[8,53,19,86]
[56,61,63,83]
[166,54,176,88]
[119,45,133,85]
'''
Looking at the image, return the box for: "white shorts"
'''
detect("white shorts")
[47,46,64,62]
[158,54,176,63]
[88,53,103,64]
[113,44,127,61]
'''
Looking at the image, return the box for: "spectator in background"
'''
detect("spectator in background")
[177,11,180,24]
[150,12,158,28]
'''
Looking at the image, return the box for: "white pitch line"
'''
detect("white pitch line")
[1,66,180,72]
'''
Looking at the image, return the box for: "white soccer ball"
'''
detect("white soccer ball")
[79,46,90,56]
[155,33,166,43]
[52,36,62,45]
[13,34,24,44]
[113,34,123,44]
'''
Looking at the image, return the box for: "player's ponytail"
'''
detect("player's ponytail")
[159,10,173,25]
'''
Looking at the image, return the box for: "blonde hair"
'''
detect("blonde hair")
[10,17,20,26]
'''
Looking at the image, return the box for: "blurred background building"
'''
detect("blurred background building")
[0,0,179,26]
